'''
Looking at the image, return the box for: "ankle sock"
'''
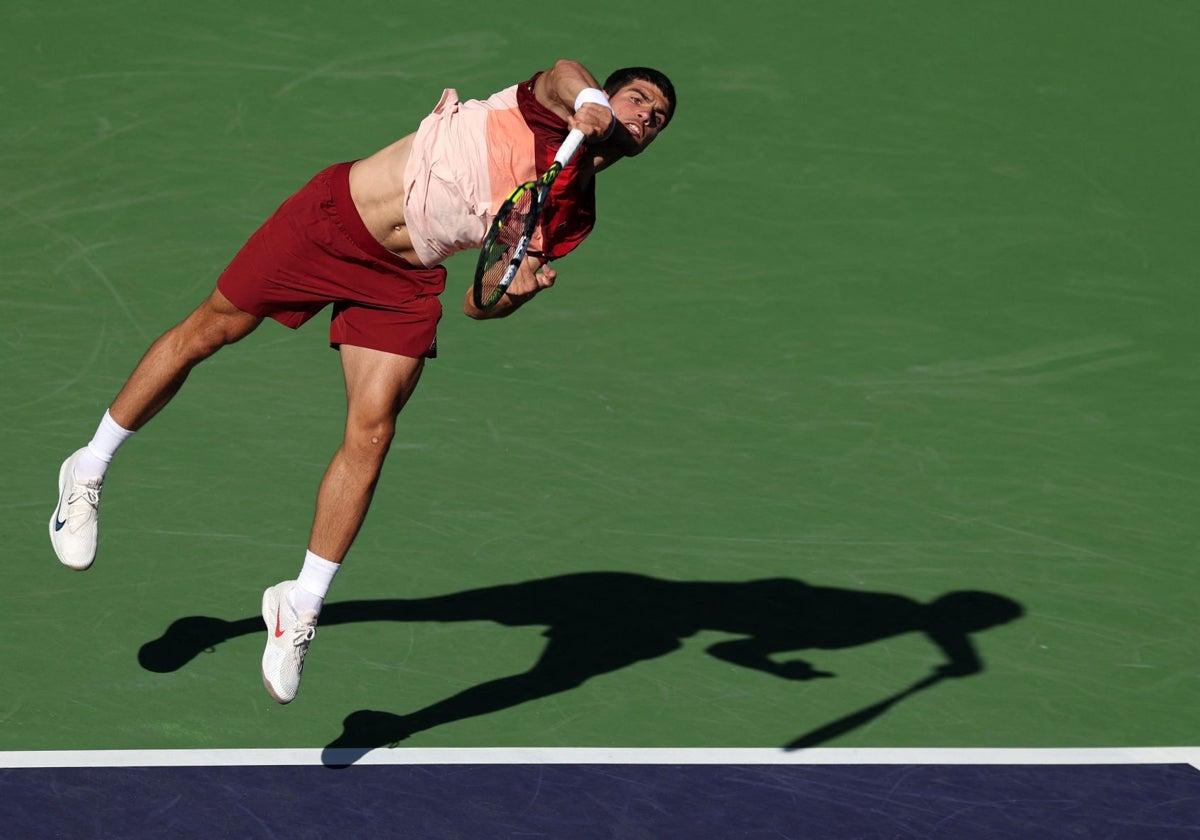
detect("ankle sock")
[74,410,134,482]
[292,550,341,615]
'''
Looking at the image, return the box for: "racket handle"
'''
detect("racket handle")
[554,129,586,167]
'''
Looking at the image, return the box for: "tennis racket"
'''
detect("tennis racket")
[785,671,945,750]
[472,128,585,311]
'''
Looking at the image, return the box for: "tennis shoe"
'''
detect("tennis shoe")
[261,580,318,704]
[49,448,103,571]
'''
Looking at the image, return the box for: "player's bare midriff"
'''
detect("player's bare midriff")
[348,134,422,266]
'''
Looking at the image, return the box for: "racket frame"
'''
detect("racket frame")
[472,129,585,310]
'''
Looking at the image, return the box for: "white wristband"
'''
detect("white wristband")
[573,87,612,113]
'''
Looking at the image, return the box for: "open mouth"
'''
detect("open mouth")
[624,121,643,141]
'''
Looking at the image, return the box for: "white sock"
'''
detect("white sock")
[292,550,341,616]
[74,410,134,482]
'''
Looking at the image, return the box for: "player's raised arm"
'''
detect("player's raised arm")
[534,59,615,142]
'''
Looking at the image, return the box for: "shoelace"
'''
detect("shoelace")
[66,482,102,529]
[291,624,317,665]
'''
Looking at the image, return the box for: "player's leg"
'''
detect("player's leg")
[51,288,263,571]
[310,344,426,564]
[255,154,443,703]
[261,344,425,704]
[107,287,263,432]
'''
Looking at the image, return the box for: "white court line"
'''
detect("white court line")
[2,747,1199,770]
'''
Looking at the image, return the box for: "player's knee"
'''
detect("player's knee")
[346,418,396,457]
[180,326,228,360]
[211,311,259,349]
[174,311,253,360]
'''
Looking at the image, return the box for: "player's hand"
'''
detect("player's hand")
[505,259,556,300]
[569,103,615,143]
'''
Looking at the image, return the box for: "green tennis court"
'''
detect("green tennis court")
[4,0,1197,781]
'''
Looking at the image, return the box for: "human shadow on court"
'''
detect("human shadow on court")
[137,572,1022,766]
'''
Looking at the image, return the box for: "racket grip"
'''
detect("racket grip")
[555,129,586,167]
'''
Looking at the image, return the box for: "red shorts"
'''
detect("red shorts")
[217,161,446,359]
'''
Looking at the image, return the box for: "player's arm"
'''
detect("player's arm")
[534,59,615,142]
[463,254,557,320]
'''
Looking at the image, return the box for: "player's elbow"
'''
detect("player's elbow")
[462,299,488,320]
[462,298,512,320]
[551,58,588,78]
[462,288,489,320]
[546,59,596,99]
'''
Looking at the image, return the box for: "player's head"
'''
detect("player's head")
[926,591,1024,633]
[604,67,676,123]
[602,67,676,156]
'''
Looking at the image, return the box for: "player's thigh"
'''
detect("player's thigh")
[340,344,426,427]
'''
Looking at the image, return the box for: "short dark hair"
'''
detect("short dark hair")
[603,67,677,125]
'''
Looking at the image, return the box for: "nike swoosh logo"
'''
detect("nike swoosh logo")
[54,513,67,532]
[274,608,285,638]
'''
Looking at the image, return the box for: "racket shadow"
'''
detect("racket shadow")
[136,572,1023,767]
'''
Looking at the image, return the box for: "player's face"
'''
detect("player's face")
[607,81,671,155]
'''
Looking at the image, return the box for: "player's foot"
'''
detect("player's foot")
[261,581,318,704]
[49,448,103,571]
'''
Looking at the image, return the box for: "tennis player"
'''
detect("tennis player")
[49,59,676,704]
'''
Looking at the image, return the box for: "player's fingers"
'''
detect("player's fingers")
[589,104,616,140]
[538,266,557,288]
[569,104,614,142]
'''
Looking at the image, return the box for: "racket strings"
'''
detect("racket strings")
[477,186,536,306]
[497,187,535,247]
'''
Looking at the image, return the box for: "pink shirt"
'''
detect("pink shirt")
[402,77,594,268]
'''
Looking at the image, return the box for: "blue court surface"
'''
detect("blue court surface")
[3,749,1199,838]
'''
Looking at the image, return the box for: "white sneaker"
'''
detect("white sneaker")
[49,449,103,571]
[261,581,318,704]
